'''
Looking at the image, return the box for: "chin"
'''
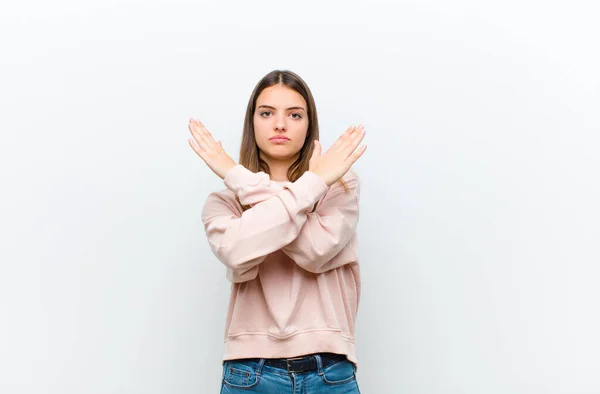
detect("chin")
[263,149,299,160]
[268,152,294,160]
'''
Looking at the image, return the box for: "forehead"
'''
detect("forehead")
[256,85,307,107]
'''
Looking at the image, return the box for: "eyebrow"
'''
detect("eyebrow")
[257,105,306,112]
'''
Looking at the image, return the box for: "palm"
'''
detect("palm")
[309,124,366,186]
[188,118,237,179]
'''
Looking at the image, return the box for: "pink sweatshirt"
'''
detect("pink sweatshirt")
[201,164,361,366]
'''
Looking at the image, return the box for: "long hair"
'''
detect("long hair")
[237,70,348,210]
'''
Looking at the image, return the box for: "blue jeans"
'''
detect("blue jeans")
[220,354,361,393]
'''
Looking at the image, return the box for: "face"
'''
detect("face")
[253,84,309,166]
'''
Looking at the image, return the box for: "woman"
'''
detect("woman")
[188,69,367,393]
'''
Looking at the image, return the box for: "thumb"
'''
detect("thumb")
[312,140,321,158]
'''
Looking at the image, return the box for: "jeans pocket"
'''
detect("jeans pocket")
[320,359,357,385]
[222,360,260,389]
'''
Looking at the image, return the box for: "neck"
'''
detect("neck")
[269,167,290,182]
[260,153,298,182]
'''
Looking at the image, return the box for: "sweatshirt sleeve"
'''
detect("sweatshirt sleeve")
[223,164,286,207]
[280,172,360,274]
[201,169,329,283]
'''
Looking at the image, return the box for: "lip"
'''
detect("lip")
[269,137,290,142]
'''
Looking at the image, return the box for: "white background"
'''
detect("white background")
[1,0,599,393]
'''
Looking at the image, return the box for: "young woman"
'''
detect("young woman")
[188,69,367,393]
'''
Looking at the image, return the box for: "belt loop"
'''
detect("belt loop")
[314,354,324,375]
[257,358,265,375]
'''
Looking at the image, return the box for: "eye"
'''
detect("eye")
[259,111,302,119]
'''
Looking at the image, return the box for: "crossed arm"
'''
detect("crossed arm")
[201,164,360,283]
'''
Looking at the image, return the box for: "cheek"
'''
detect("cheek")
[294,126,309,144]
[253,123,268,142]
[287,137,306,153]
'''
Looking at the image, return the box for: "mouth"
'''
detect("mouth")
[269,137,290,142]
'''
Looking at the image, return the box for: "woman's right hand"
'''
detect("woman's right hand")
[309,124,367,187]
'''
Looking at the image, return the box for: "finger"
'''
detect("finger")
[189,119,210,144]
[190,120,217,151]
[330,125,356,151]
[346,144,367,165]
[333,125,357,150]
[188,137,203,153]
[337,124,363,153]
[190,118,205,129]
[197,128,214,151]
[336,125,363,158]
[188,138,207,160]
[188,122,205,146]
[312,140,321,158]
[343,125,366,155]
[194,119,218,145]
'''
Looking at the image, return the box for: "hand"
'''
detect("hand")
[309,124,367,187]
[188,118,237,180]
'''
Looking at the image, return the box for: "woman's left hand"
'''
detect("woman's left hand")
[188,118,237,180]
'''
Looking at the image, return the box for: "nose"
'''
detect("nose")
[274,115,287,131]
